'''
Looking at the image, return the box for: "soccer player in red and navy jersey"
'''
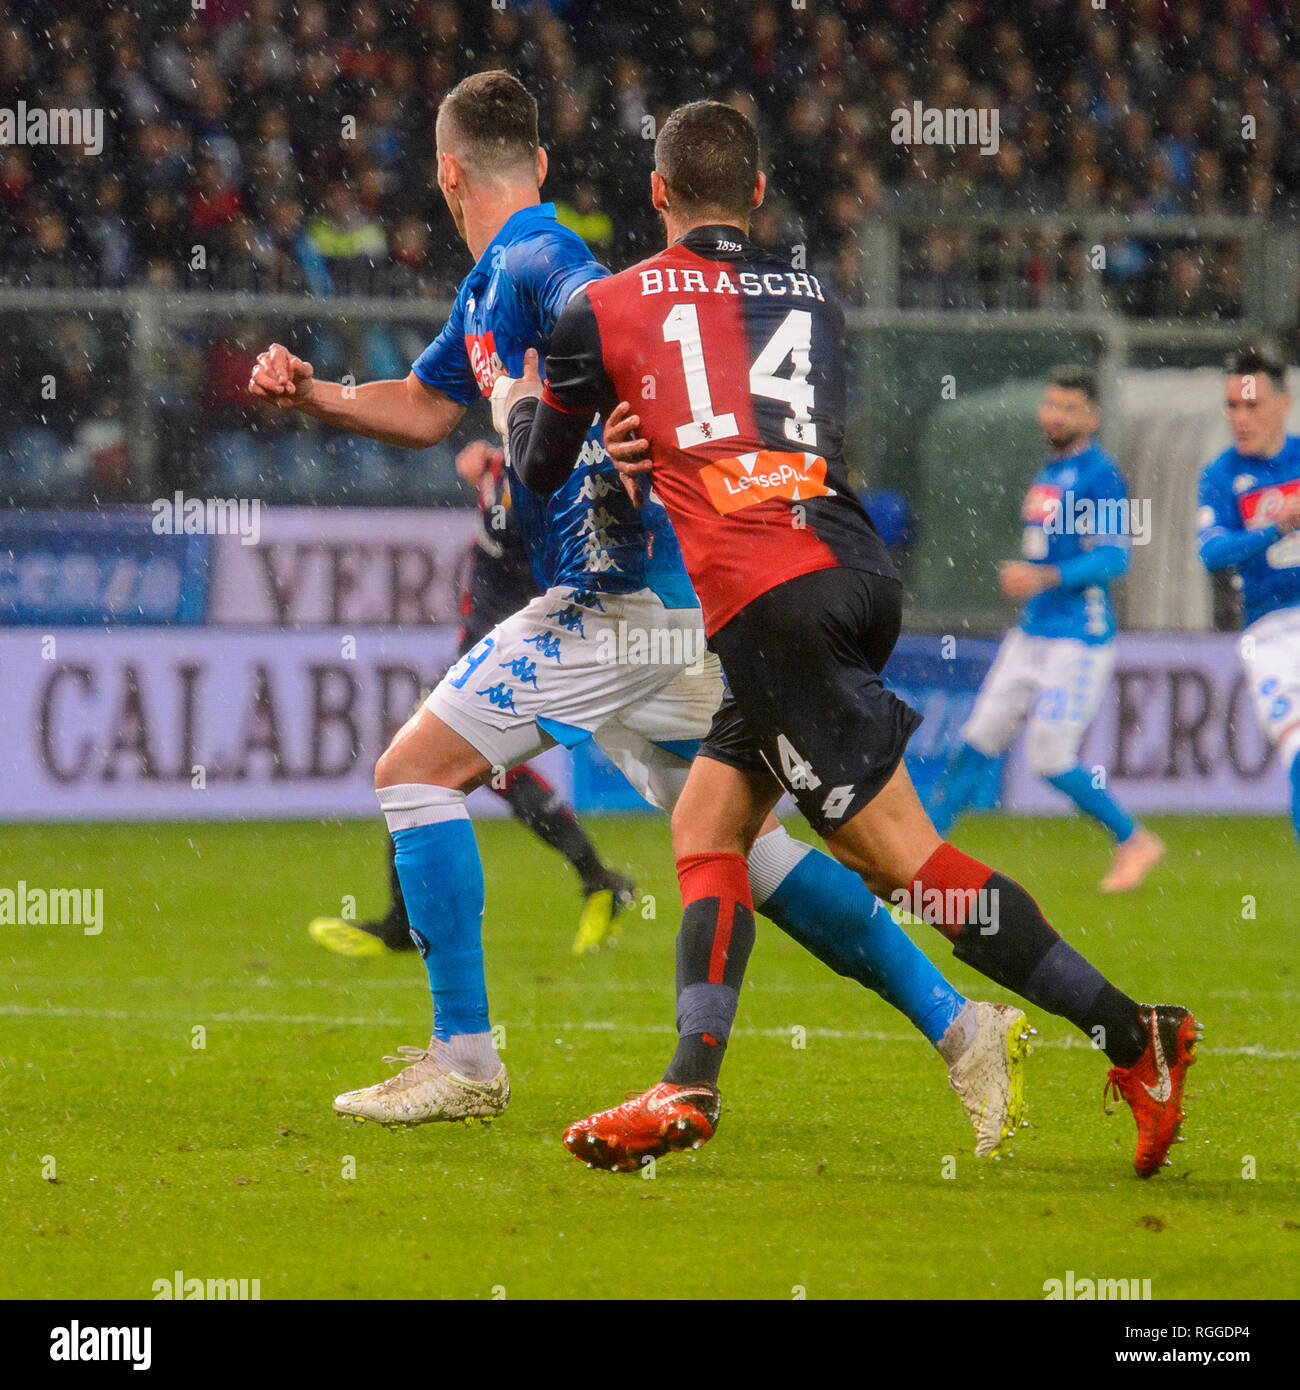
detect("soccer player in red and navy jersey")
[500,100,1201,1179]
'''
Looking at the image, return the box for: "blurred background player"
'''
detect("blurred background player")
[926,367,1164,893]
[308,437,635,960]
[1198,347,1300,849]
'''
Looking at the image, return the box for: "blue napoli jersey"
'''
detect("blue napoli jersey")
[1016,442,1131,645]
[412,203,695,608]
[1197,436,1300,627]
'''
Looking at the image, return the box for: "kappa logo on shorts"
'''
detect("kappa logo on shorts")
[547,603,588,637]
[700,450,834,515]
[476,682,518,713]
[524,631,563,663]
[500,656,539,688]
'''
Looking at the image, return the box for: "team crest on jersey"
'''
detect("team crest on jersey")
[1022,482,1064,525]
[700,450,833,515]
[466,328,504,396]
[1238,476,1300,528]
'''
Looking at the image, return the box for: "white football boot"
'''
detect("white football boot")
[944,1002,1033,1157]
[333,1045,509,1125]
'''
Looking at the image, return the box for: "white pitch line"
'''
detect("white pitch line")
[0,1004,1296,1060]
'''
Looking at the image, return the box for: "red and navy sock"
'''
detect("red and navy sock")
[914,843,1146,1068]
[662,852,756,1087]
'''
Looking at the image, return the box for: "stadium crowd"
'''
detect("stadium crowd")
[0,0,1294,309]
[1,0,1296,503]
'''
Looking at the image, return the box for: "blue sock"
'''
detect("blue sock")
[748,828,965,1044]
[1289,756,1300,845]
[928,742,999,836]
[1046,765,1136,844]
[378,783,489,1040]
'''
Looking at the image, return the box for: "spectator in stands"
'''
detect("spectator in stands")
[306,180,386,294]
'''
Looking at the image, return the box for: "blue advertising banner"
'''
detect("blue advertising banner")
[0,509,210,626]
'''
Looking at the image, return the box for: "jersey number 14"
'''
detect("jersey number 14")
[662,303,818,450]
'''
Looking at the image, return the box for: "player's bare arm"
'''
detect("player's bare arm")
[998,559,1060,599]
[249,343,466,449]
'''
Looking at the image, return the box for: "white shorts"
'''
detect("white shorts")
[424,584,724,813]
[1241,605,1300,766]
[961,628,1115,777]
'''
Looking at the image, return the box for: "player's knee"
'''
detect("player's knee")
[374,732,465,792]
[374,741,416,790]
[669,796,754,860]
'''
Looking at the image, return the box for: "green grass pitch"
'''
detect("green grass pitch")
[2,813,1297,1300]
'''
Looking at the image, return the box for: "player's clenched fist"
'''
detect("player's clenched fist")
[248,343,314,408]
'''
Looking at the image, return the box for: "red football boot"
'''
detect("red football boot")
[1105,1004,1201,1178]
[563,1081,721,1172]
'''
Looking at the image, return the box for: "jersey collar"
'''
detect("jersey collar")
[473,201,558,278]
[674,223,765,261]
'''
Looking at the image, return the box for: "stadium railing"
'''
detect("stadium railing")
[2,206,1292,632]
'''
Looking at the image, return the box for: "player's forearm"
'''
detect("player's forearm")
[1054,544,1129,591]
[296,378,455,449]
[508,395,591,495]
[1199,524,1280,572]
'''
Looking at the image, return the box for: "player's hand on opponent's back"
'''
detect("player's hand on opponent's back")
[247,342,315,408]
[998,560,1058,599]
[602,400,651,505]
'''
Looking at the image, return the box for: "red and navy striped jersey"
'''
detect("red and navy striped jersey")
[540,224,898,634]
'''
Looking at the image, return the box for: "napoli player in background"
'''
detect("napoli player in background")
[306,437,636,961]
[1198,346,1300,849]
[250,73,1024,1150]
[927,369,1164,893]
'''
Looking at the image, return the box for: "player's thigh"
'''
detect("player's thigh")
[592,720,693,815]
[1243,613,1300,763]
[822,757,943,898]
[422,595,572,780]
[375,704,494,791]
[592,629,724,813]
[1024,638,1114,776]
[607,629,724,744]
[961,628,1042,755]
[671,753,784,860]
[709,568,921,840]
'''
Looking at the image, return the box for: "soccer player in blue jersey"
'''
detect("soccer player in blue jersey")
[249,71,1028,1154]
[1198,346,1300,848]
[927,368,1164,893]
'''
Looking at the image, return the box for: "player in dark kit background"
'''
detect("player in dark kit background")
[498,99,1201,1179]
[308,438,634,960]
